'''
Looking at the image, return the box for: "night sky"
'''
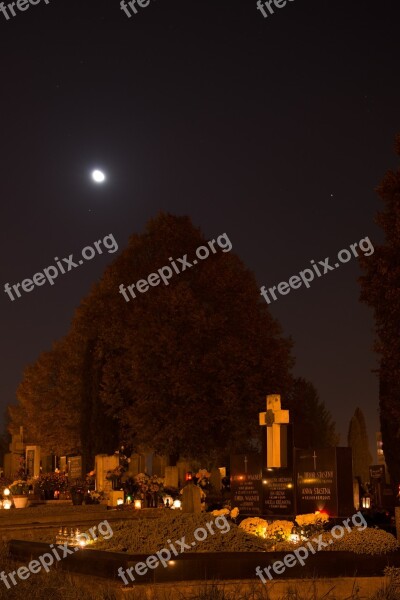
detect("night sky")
[1,0,400,453]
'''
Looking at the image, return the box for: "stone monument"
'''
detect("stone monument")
[259,394,290,468]
[181,480,202,513]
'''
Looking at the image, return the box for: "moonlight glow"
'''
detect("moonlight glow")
[91,169,106,183]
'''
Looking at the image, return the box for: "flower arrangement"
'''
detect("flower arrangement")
[294,511,329,538]
[239,514,326,543]
[14,456,26,480]
[38,473,68,493]
[88,490,105,504]
[211,508,230,517]
[239,517,268,538]
[106,464,125,480]
[134,473,164,496]
[266,520,293,542]
[295,511,329,527]
[211,507,240,521]
[230,507,240,520]
[10,480,29,495]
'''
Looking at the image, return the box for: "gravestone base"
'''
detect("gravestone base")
[107,490,124,507]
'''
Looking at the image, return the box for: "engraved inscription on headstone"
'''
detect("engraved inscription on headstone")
[231,454,263,515]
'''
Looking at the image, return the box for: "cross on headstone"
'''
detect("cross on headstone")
[259,394,289,468]
[312,451,317,470]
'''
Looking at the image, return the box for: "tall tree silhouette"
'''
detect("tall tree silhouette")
[359,135,400,485]
[347,407,373,483]
[286,377,339,448]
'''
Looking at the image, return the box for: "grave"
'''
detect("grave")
[67,455,83,480]
[369,464,395,511]
[95,454,119,492]
[164,466,179,489]
[259,394,295,516]
[4,427,25,479]
[59,456,67,473]
[230,454,263,515]
[231,394,355,518]
[295,447,354,517]
[25,445,41,478]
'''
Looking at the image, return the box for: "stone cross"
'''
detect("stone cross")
[259,394,289,468]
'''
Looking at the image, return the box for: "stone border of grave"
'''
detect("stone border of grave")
[8,540,400,583]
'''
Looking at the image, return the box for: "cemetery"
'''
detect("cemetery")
[0,396,400,599]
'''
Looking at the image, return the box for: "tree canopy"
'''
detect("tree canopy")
[286,377,339,448]
[359,135,400,484]
[10,213,295,467]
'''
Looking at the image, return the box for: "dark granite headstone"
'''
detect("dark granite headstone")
[26,449,34,477]
[41,454,53,473]
[68,456,83,480]
[295,447,353,517]
[369,465,395,510]
[262,467,295,516]
[261,424,295,516]
[231,454,263,515]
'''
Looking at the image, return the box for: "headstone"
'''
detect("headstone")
[95,454,119,492]
[210,467,222,492]
[152,454,168,477]
[4,427,25,479]
[295,447,353,517]
[382,486,396,512]
[177,460,191,486]
[144,452,153,475]
[181,480,202,513]
[68,456,82,480]
[25,445,41,478]
[127,453,145,477]
[263,467,295,517]
[369,465,395,511]
[353,479,360,510]
[259,394,290,468]
[41,454,54,474]
[59,456,67,473]
[258,394,295,517]
[164,466,179,489]
[231,454,263,515]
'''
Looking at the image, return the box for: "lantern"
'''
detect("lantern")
[134,499,142,509]
[362,494,371,509]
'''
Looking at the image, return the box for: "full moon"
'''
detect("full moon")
[91,169,106,183]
